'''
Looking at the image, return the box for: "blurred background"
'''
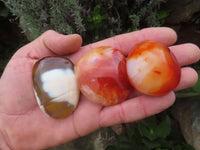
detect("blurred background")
[0,0,200,150]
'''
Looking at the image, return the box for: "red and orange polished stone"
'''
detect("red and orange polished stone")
[75,46,132,106]
[126,40,181,96]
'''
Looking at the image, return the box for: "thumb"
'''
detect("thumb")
[15,30,83,59]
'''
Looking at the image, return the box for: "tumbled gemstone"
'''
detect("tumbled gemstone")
[32,56,79,119]
[127,40,181,96]
[75,46,132,106]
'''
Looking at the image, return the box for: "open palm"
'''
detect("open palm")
[0,28,199,150]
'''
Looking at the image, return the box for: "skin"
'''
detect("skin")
[0,27,200,150]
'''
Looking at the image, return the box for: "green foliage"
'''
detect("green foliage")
[0,2,27,76]
[129,0,170,31]
[1,0,85,39]
[0,2,9,17]
[157,10,170,25]
[192,11,200,24]
[106,115,194,150]
[192,11,200,33]
[1,0,169,43]
[85,4,107,41]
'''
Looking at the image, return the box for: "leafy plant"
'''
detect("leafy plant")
[1,0,169,43]
[129,0,169,31]
[0,1,9,17]
[192,11,200,33]
[1,0,85,39]
[106,115,194,150]
[0,2,27,76]
[84,4,107,41]
[157,10,170,25]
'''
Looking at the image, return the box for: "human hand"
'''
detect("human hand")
[0,27,199,150]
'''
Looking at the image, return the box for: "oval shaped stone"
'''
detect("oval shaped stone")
[127,40,181,96]
[75,46,132,106]
[32,56,79,119]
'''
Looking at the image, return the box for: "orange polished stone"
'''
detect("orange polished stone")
[75,46,132,106]
[32,56,79,119]
[127,40,181,96]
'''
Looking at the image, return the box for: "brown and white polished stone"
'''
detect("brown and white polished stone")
[32,56,79,119]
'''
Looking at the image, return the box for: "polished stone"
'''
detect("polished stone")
[127,40,181,96]
[75,46,132,106]
[32,56,79,119]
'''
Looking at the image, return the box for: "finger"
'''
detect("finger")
[72,95,102,137]
[174,67,198,91]
[170,43,200,66]
[15,30,82,59]
[69,27,177,63]
[99,92,175,127]
[92,27,177,55]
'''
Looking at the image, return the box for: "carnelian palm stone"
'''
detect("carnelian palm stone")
[127,40,181,96]
[75,46,132,106]
[32,56,79,119]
